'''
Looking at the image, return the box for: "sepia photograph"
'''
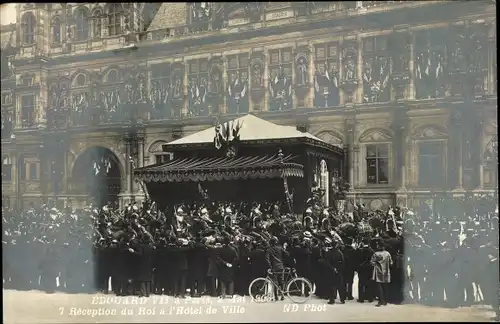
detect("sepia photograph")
[1,1,498,323]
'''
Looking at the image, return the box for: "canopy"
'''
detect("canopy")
[134,154,304,183]
[164,113,339,151]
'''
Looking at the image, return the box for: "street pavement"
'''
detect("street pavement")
[3,289,496,323]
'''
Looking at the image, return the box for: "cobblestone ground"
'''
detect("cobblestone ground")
[3,289,496,323]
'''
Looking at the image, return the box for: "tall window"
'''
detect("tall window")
[21,95,36,128]
[52,18,61,44]
[22,12,36,44]
[187,58,209,116]
[92,9,102,38]
[2,156,12,181]
[108,4,122,36]
[418,141,444,187]
[268,47,293,111]
[20,157,39,181]
[227,53,249,114]
[314,42,340,107]
[366,144,389,184]
[75,8,89,41]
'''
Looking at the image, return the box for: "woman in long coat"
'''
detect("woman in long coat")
[371,239,393,307]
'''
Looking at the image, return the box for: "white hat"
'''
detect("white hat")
[388,209,395,216]
[305,208,312,214]
[325,237,332,244]
[132,205,139,211]
[177,207,183,213]
[303,231,312,238]
[323,209,329,216]
[406,210,414,216]
[201,208,208,215]
[225,207,232,214]
[103,205,109,212]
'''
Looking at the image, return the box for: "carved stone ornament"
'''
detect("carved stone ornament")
[249,53,265,103]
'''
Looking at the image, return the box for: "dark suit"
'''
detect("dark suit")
[324,247,346,303]
[356,245,375,302]
[136,243,154,297]
[265,244,289,299]
[216,245,238,297]
[343,245,356,300]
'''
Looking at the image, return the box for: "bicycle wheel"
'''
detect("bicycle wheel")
[286,277,313,304]
[249,277,276,303]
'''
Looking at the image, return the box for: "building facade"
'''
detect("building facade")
[1,2,497,211]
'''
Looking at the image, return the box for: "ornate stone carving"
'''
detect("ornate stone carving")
[412,126,447,139]
[359,129,392,142]
[207,58,223,114]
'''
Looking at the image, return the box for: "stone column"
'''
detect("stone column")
[356,35,363,103]
[408,32,416,100]
[452,109,465,195]
[222,57,228,114]
[346,118,356,190]
[308,45,315,108]
[263,49,269,111]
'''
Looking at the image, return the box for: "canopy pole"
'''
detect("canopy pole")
[278,148,293,214]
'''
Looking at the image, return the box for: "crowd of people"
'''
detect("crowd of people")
[2,191,498,311]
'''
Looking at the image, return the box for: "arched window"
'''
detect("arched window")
[106,69,119,83]
[52,17,61,44]
[107,4,122,36]
[22,12,36,44]
[75,73,86,87]
[75,8,89,41]
[320,159,329,206]
[2,156,12,182]
[92,9,102,38]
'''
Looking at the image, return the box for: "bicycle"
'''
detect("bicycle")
[248,267,313,304]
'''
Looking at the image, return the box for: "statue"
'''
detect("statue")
[343,56,356,80]
[172,72,183,99]
[251,62,263,89]
[296,56,308,86]
[209,67,222,94]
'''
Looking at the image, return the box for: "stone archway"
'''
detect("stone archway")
[70,146,123,207]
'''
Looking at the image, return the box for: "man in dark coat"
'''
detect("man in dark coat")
[342,237,356,300]
[173,238,190,298]
[188,236,208,297]
[324,238,345,305]
[356,238,375,303]
[135,235,155,297]
[216,237,238,298]
[265,236,289,301]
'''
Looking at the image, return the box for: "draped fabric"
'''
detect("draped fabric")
[134,154,304,183]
